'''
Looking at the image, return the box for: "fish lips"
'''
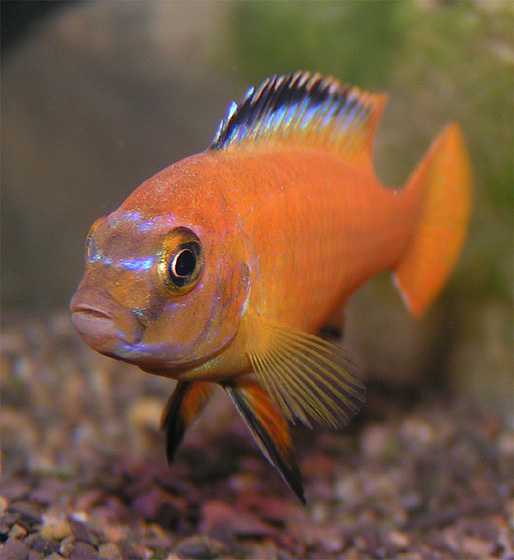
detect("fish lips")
[70,289,143,356]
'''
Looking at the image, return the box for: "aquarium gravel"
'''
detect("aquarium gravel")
[1,312,512,560]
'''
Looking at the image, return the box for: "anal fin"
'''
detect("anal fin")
[225,377,306,504]
[160,381,213,464]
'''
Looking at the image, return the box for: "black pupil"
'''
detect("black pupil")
[172,248,196,279]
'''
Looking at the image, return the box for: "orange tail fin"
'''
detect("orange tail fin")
[393,123,472,318]
[225,377,305,504]
[160,381,213,464]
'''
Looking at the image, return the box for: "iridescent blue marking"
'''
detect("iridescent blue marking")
[121,257,154,272]
[131,308,146,322]
[89,250,102,264]
[124,210,143,222]
[268,104,287,131]
[282,101,300,128]
[210,71,374,151]
[300,103,319,130]
[88,251,155,273]
[320,102,339,130]
[86,211,177,275]
[124,340,191,363]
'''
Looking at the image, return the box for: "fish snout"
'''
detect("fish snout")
[70,288,143,354]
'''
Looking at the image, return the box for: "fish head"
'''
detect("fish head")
[70,202,250,374]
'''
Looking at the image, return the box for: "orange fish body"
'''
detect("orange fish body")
[71,72,472,502]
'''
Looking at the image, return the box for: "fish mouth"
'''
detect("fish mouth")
[70,289,143,354]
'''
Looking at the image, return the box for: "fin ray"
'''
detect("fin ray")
[271,327,365,402]
[269,355,323,426]
[264,351,315,425]
[210,71,386,171]
[253,349,313,426]
[248,321,366,429]
[249,352,295,423]
[275,331,363,399]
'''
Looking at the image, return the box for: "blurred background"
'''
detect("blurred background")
[2,0,512,414]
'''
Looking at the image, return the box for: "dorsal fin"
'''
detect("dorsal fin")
[210,71,387,170]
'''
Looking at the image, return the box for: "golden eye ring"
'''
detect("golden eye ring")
[158,227,203,294]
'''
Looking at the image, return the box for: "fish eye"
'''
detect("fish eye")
[170,248,197,283]
[158,228,203,294]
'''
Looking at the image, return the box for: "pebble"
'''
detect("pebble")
[59,535,76,557]
[1,512,21,536]
[23,533,57,555]
[9,501,42,523]
[0,495,8,513]
[2,484,32,502]
[128,397,163,431]
[242,494,291,525]
[100,522,126,543]
[69,517,92,543]
[296,523,345,553]
[117,542,145,560]
[2,537,30,560]
[498,525,514,558]
[174,535,224,559]
[200,499,277,540]
[461,535,496,558]
[400,417,436,447]
[69,542,99,559]
[498,430,514,457]
[73,489,104,511]
[227,472,261,493]
[8,522,28,539]
[334,475,363,510]
[91,496,131,523]
[140,531,174,552]
[40,514,72,541]
[131,486,188,526]
[97,542,122,560]
[361,424,393,459]
[389,530,409,550]
[30,480,68,506]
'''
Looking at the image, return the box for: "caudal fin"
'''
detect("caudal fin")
[393,123,472,318]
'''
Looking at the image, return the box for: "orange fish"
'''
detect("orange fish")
[70,72,472,503]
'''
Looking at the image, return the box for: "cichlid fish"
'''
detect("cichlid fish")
[70,72,472,503]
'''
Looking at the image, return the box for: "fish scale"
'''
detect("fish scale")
[216,149,410,332]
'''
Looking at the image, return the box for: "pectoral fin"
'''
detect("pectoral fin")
[225,377,305,504]
[248,321,366,429]
[160,381,213,464]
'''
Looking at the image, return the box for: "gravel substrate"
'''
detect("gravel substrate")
[1,312,512,559]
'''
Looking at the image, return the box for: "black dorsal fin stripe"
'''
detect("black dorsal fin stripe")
[208,71,385,166]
